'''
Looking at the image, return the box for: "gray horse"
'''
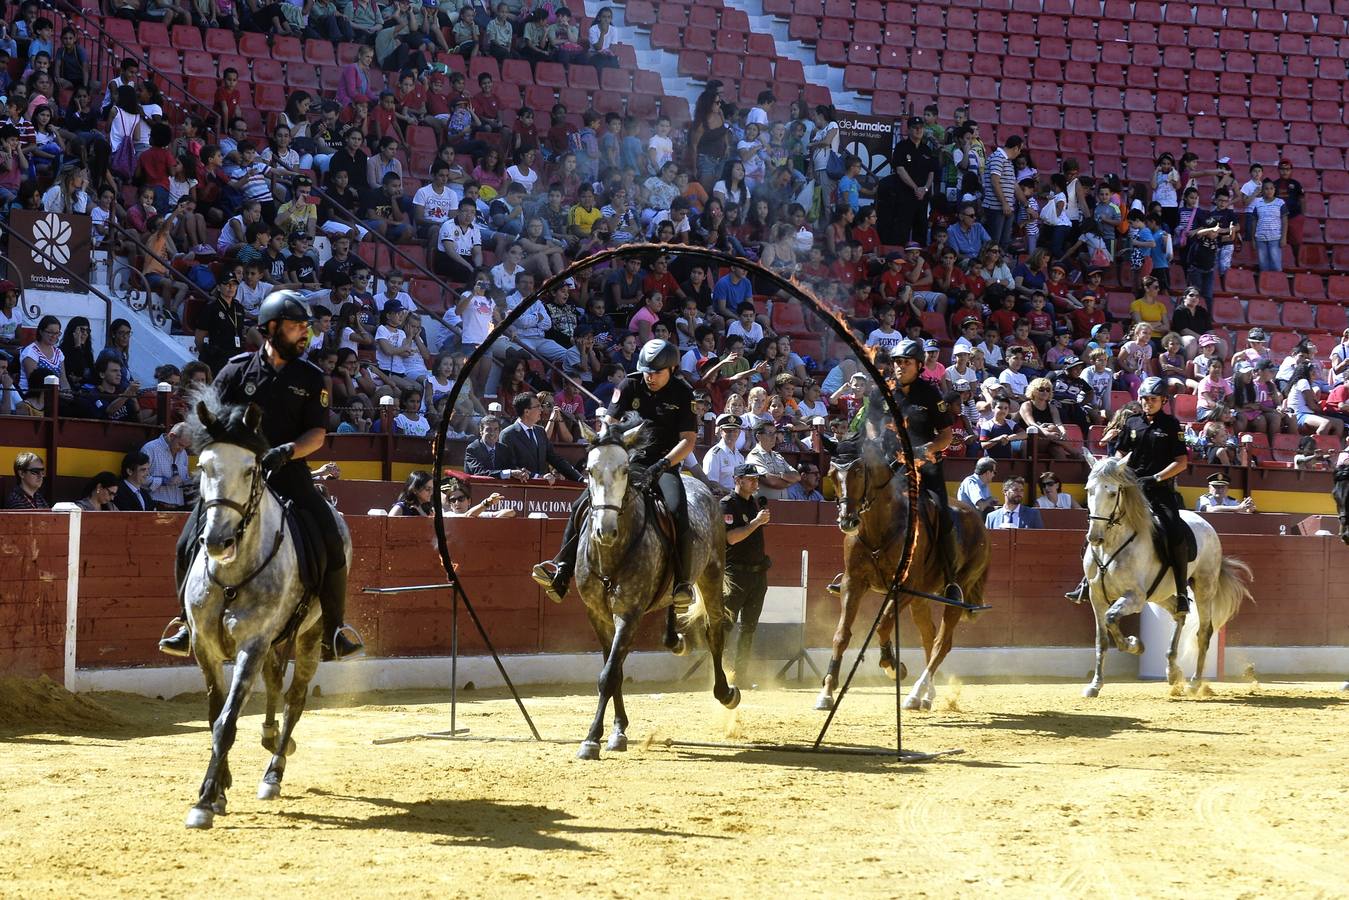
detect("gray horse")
[182,395,347,829]
[573,414,739,760]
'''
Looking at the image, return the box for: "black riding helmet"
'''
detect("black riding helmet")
[257,290,312,329]
[636,338,680,373]
[889,338,925,363]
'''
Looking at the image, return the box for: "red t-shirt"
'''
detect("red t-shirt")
[829,259,865,289]
[950,306,984,330]
[987,307,1019,337]
[1069,306,1105,340]
[851,224,880,255]
[642,272,681,299]
[1027,309,1054,333]
[136,146,175,189]
[397,83,428,114]
[371,107,403,141]
[471,92,500,122]
[880,269,906,299]
[215,86,241,121]
[512,119,540,152]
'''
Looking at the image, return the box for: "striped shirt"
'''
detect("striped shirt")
[141,435,189,508]
[982,147,1016,212]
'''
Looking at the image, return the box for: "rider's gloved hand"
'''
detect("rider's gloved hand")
[1137,474,1158,487]
[261,442,296,474]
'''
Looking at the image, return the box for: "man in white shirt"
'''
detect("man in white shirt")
[997,347,1030,403]
[414,162,462,249]
[1196,472,1255,513]
[436,202,483,284]
[681,326,718,375]
[504,272,578,369]
[141,424,191,510]
[702,414,746,493]
[956,456,996,515]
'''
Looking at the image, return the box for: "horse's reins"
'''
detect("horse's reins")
[199,449,286,602]
[1086,482,1171,603]
[833,455,903,582]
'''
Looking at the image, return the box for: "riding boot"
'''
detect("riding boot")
[318,564,365,661]
[532,493,584,603]
[1064,577,1089,604]
[935,509,964,605]
[671,508,695,606]
[159,506,202,657]
[1170,537,1191,614]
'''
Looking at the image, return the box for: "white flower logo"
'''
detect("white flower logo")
[32,214,72,272]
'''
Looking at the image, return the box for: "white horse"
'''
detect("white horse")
[1080,449,1252,698]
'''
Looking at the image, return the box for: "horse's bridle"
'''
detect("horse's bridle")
[832,455,897,520]
[1086,486,1125,532]
[198,445,285,602]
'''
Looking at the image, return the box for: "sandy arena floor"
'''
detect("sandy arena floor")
[1,671,1347,898]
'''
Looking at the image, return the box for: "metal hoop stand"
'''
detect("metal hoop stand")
[367,244,959,762]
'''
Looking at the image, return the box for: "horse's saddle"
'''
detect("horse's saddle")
[284,501,326,596]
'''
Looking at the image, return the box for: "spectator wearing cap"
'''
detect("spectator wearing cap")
[957,456,997,514]
[1035,471,1078,510]
[1187,333,1227,393]
[885,116,938,245]
[1052,356,1094,429]
[745,421,801,501]
[943,346,978,393]
[1232,327,1272,373]
[899,241,948,316]
[1068,293,1105,349]
[1196,472,1255,513]
[921,339,945,383]
[702,414,746,493]
[722,462,772,681]
[985,476,1042,529]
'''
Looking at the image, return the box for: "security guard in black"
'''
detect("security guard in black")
[722,463,771,678]
[196,276,246,375]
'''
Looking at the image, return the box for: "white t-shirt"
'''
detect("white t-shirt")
[459,293,495,345]
[998,367,1029,398]
[375,324,407,373]
[746,106,769,126]
[1040,192,1069,227]
[438,218,480,255]
[727,320,764,351]
[18,343,64,392]
[394,412,431,437]
[797,398,828,419]
[978,340,1004,369]
[1288,378,1315,416]
[1086,367,1114,406]
[504,164,539,193]
[0,306,24,343]
[811,120,839,172]
[648,133,673,168]
[490,262,521,293]
[413,184,457,225]
[866,327,903,356]
[238,280,272,315]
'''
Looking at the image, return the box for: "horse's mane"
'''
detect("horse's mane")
[184,383,271,456]
[593,412,653,461]
[1088,457,1154,538]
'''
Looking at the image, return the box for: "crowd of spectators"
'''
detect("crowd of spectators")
[1,0,1347,509]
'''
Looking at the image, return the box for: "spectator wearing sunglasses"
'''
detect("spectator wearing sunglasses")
[6,451,50,509]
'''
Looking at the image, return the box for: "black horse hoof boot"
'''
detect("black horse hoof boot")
[826,573,843,596]
[673,582,694,605]
[159,622,191,658]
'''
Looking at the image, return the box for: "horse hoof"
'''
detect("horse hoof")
[721,686,741,710]
[880,661,898,681]
[1083,685,1101,698]
[576,741,601,761]
[211,797,227,816]
[814,693,833,711]
[669,637,687,657]
[921,698,933,711]
[902,695,922,711]
[1341,681,1349,692]
[258,781,280,801]
[898,662,908,680]
[185,807,214,830]
[606,733,628,752]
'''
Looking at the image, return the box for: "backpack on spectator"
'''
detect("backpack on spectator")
[109,111,143,181]
[186,263,216,294]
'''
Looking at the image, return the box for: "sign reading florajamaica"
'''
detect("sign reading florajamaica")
[6,210,92,293]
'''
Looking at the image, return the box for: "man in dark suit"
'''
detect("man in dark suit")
[463,415,528,480]
[983,475,1043,530]
[112,450,157,511]
[499,391,583,481]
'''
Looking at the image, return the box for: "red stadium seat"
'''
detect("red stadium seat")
[1281,301,1316,331]
[1246,298,1282,327]
[238,32,271,59]
[1223,269,1258,296]
[1258,272,1291,297]
[204,28,236,55]
[1318,303,1348,332]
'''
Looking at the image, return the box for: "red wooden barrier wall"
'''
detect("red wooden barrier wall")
[3,513,1347,679]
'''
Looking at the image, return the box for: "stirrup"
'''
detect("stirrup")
[532,561,569,604]
[826,573,843,596]
[158,618,192,658]
[943,583,965,606]
[1064,580,1089,605]
[323,625,366,662]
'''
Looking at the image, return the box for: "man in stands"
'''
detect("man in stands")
[500,391,582,481]
[703,414,746,493]
[141,423,191,511]
[984,475,1042,529]
[463,414,528,481]
[946,204,991,261]
[981,135,1022,249]
[956,456,997,516]
[112,450,156,511]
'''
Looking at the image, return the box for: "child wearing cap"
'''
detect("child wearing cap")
[1187,333,1226,390]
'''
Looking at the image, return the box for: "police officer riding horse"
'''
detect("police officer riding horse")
[829,338,964,604]
[159,291,365,661]
[1066,376,1193,611]
[533,339,700,605]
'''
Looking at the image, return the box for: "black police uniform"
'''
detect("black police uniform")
[1114,408,1191,605]
[197,296,246,375]
[174,349,350,640]
[891,136,939,243]
[722,489,769,675]
[893,375,955,509]
[547,374,699,595]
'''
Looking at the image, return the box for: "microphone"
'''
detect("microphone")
[757,496,768,511]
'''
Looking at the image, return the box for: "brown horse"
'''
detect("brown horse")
[816,437,990,711]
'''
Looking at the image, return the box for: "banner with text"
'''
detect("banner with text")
[835,113,902,181]
[6,210,92,293]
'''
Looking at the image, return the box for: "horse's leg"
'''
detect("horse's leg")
[259,624,321,799]
[1105,590,1145,655]
[259,645,286,754]
[877,598,900,681]
[578,608,628,761]
[1166,608,1188,687]
[1084,606,1110,698]
[919,605,962,709]
[607,651,629,752]
[1187,604,1216,695]
[701,583,740,710]
[904,600,941,710]
[816,572,862,711]
[187,641,265,829]
[663,605,685,656]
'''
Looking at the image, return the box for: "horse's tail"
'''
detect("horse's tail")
[678,588,712,636]
[1210,556,1254,630]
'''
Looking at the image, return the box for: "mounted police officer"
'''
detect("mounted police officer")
[159,290,365,661]
[829,338,961,602]
[1065,376,1192,610]
[532,338,699,605]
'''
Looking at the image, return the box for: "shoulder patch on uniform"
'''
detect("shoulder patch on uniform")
[937,400,947,412]
[724,513,735,525]
[632,398,640,409]
[320,389,329,408]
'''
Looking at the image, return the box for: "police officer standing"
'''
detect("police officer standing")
[160,291,365,660]
[890,116,940,244]
[1065,376,1191,610]
[533,339,700,605]
[722,463,772,682]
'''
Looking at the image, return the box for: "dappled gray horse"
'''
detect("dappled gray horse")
[1081,449,1251,698]
[181,394,348,828]
[573,414,738,760]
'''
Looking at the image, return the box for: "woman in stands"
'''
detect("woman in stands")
[75,472,120,511]
[587,7,618,68]
[388,470,435,516]
[58,316,95,390]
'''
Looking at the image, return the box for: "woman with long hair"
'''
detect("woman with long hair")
[108,84,148,163]
[388,470,435,516]
[1020,376,1072,459]
[40,164,90,214]
[76,471,121,510]
[59,315,95,388]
